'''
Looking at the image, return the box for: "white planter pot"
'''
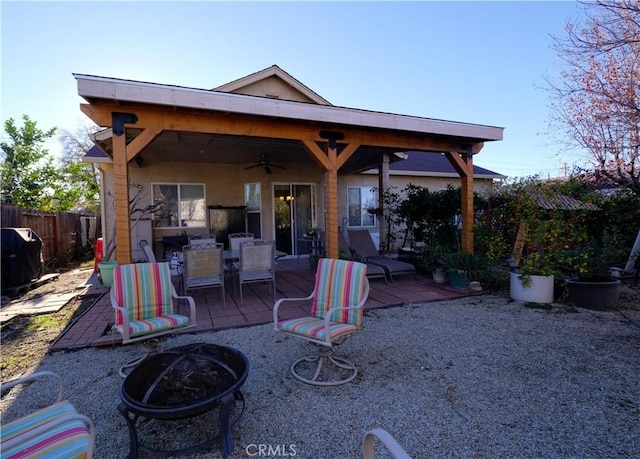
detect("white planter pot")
[432,267,448,284]
[509,272,554,303]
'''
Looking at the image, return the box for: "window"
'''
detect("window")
[152,183,206,228]
[245,183,262,238]
[348,187,377,227]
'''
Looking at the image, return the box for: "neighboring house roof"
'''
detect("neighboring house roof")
[213,65,332,106]
[361,151,506,179]
[533,193,600,211]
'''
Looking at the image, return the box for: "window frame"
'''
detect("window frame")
[151,182,207,229]
[347,186,377,228]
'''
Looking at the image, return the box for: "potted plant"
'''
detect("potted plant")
[510,251,556,304]
[561,239,621,310]
[417,245,448,284]
[439,251,488,290]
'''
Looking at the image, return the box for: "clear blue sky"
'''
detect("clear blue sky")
[1,1,586,179]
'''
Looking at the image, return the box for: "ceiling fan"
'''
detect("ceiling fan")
[244,154,287,175]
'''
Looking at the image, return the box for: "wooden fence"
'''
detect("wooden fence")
[1,205,100,263]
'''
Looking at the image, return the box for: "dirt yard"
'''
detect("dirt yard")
[1,266,99,382]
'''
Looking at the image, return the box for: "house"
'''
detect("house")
[79,65,504,263]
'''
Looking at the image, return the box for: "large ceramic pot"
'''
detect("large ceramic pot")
[566,278,621,310]
[509,272,554,304]
[448,272,471,290]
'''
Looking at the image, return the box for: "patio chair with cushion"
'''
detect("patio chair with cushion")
[273,258,369,386]
[1,371,96,459]
[347,229,417,282]
[182,243,226,308]
[238,240,276,305]
[110,262,197,345]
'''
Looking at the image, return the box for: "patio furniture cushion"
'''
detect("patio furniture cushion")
[112,262,173,325]
[311,257,366,326]
[277,316,359,341]
[1,372,95,459]
[110,262,197,345]
[1,401,92,459]
[127,314,190,338]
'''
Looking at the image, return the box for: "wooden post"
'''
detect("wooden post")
[112,131,132,264]
[378,153,390,251]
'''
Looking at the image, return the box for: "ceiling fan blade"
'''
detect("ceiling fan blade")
[264,165,273,174]
[270,164,287,170]
[244,164,261,170]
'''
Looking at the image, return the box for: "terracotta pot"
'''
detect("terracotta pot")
[566,278,621,310]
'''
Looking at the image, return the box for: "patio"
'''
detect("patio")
[51,258,476,352]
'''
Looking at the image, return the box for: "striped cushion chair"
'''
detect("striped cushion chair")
[273,258,369,386]
[110,262,197,345]
[1,371,96,459]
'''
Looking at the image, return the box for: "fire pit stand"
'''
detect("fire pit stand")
[119,343,249,459]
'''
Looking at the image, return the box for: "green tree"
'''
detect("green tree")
[1,115,60,210]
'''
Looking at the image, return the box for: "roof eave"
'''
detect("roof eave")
[74,74,504,142]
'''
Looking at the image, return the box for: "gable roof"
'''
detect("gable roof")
[361,151,506,179]
[213,65,332,105]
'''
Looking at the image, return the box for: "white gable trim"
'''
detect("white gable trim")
[213,65,332,106]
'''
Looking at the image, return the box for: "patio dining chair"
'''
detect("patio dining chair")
[183,243,226,308]
[110,262,197,345]
[189,236,217,248]
[238,240,276,305]
[1,371,96,459]
[228,233,254,251]
[273,258,369,386]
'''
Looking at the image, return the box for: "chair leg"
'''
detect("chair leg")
[290,346,357,386]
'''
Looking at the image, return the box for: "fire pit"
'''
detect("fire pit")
[119,343,249,458]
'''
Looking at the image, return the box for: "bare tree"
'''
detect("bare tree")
[549,0,640,194]
[58,124,101,212]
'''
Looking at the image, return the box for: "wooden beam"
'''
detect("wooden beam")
[80,103,477,152]
[126,127,163,162]
[301,140,333,170]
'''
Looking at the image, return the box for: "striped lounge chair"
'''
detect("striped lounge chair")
[110,262,197,345]
[0,371,96,459]
[273,258,370,386]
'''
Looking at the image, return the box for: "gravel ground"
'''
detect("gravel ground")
[2,293,639,459]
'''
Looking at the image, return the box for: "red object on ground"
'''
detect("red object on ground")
[94,237,103,272]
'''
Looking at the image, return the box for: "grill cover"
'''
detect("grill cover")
[1,228,44,287]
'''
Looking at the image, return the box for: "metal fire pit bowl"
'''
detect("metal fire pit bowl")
[119,343,249,458]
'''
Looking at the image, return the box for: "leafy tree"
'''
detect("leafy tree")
[1,115,60,210]
[548,0,640,195]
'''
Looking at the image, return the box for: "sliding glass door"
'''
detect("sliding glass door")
[273,184,315,256]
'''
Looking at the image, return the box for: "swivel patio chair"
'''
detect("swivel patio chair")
[348,229,417,282]
[273,258,369,386]
[1,371,96,459]
[110,262,197,345]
